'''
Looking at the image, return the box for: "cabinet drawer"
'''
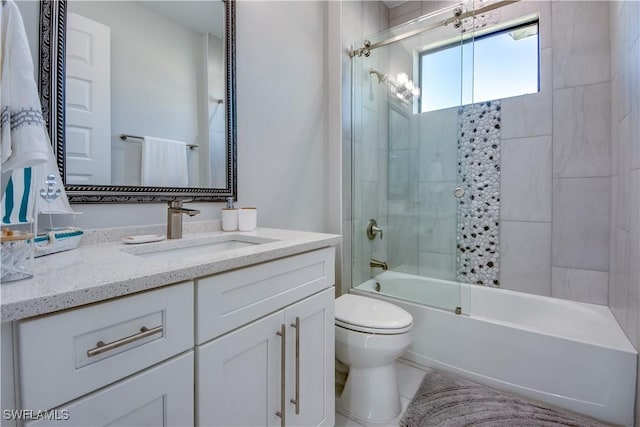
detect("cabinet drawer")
[196,247,334,344]
[18,282,194,411]
[26,351,194,427]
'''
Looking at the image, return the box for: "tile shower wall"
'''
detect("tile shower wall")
[416,107,459,280]
[387,100,420,276]
[608,1,640,424]
[502,1,611,302]
[385,1,612,304]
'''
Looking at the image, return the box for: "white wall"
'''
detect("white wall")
[16,1,341,241]
[15,1,39,66]
[236,1,334,233]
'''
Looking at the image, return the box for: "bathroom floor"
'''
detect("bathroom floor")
[335,360,425,427]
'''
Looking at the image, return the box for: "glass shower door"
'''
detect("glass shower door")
[350,5,468,313]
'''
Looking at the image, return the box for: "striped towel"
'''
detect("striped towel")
[1,166,33,224]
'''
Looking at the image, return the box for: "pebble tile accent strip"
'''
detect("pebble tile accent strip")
[456,100,501,286]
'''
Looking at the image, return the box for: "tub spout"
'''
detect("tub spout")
[370,259,388,271]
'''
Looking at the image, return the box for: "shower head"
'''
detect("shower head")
[369,68,388,84]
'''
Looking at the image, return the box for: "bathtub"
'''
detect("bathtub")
[353,271,637,426]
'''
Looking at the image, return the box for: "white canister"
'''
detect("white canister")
[221,208,238,231]
[238,207,257,231]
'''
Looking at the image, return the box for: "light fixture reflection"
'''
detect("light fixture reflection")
[369,68,420,102]
[390,72,419,101]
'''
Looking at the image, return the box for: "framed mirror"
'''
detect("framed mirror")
[39,0,236,203]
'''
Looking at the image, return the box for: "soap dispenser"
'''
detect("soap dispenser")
[221,197,238,231]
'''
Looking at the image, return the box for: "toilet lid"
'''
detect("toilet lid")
[335,294,413,332]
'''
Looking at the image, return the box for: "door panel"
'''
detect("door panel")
[197,311,283,427]
[66,13,111,185]
[285,288,335,427]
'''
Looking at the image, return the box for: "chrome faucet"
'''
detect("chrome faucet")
[367,219,383,240]
[167,200,200,239]
[370,259,388,271]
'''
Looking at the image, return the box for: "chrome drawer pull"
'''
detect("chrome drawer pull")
[87,325,163,358]
[290,317,300,414]
[275,324,286,427]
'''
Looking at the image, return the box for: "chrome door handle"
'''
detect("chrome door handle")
[290,317,300,414]
[275,324,286,427]
[87,325,163,358]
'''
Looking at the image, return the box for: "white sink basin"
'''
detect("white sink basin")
[121,235,277,260]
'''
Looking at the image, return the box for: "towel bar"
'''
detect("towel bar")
[119,134,198,149]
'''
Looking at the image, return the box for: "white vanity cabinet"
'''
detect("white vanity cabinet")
[196,247,335,427]
[197,287,334,427]
[2,243,337,427]
[1,281,194,427]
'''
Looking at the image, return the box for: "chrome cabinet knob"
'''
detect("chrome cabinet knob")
[453,187,465,198]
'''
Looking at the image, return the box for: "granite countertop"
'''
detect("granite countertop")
[1,227,341,322]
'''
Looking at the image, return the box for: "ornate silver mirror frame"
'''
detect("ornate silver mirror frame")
[38,0,237,203]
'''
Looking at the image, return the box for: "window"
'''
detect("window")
[419,21,540,113]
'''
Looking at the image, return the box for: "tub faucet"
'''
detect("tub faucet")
[167,200,200,239]
[370,259,388,271]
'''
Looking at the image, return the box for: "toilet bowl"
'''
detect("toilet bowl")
[335,294,413,424]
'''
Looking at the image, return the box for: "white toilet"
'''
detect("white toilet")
[335,294,413,424]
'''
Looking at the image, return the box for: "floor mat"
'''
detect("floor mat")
[400,368,612,427]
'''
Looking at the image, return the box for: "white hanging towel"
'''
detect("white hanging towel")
[141,136,189,187]
[1,0,51,174]
[0,0,76,224]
